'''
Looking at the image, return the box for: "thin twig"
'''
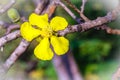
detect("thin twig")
[63,0,89,21]
[20,16,27,22]
[0,30,20,47]
[58,1,81,23]
[80,0,87,13]
[6,24,20,35]
[58,1,76,20]
[0,0,16,14]
[96,25,120,35]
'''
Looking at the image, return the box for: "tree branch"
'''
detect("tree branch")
[0,30,20,48]
[42,0,57,17]
[52,55,71,80]
[80,0,87,13]
[0,39,29,79]
[0,21,9,28]
[34,0,49,14]
[96,25,120,35]
[67,52,83,80]
[58,5,120,36]
[5,24,20,35]
[58,1,81,23]
[0,0,15,14]
[63,0,89,21]
[3,39,29,70]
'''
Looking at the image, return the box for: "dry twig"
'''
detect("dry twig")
[58,1,81,23]
[34,0,49,14]
[6,24,20,35]
[96,25,120,35]
[63,0,89,21]
[80,0,87,13]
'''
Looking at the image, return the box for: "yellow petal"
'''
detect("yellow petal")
[50,36,69,55]
[29,13,49,29]
[50,16,68,31]
[20,22,41,41]
[34,38,54,60]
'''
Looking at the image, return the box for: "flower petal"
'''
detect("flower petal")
[20,22,41,41]
[34,38,54,60]
[29,13,49,29]
[50,16,68,31]
[50,36,69,55]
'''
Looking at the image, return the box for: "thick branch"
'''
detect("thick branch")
[0,30,20,47]
[0,39,29,79]
[3,39,30,70]
[58,5,120,36]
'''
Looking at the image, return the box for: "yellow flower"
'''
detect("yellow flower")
[20,13,69,60]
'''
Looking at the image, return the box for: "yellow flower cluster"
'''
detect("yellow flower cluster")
[20,13,69,60]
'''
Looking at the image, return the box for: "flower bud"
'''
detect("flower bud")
[7,8,20,23]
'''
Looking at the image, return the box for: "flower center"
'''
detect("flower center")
[40,26,53,38]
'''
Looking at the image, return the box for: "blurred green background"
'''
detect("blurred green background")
[0,0,120,80]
